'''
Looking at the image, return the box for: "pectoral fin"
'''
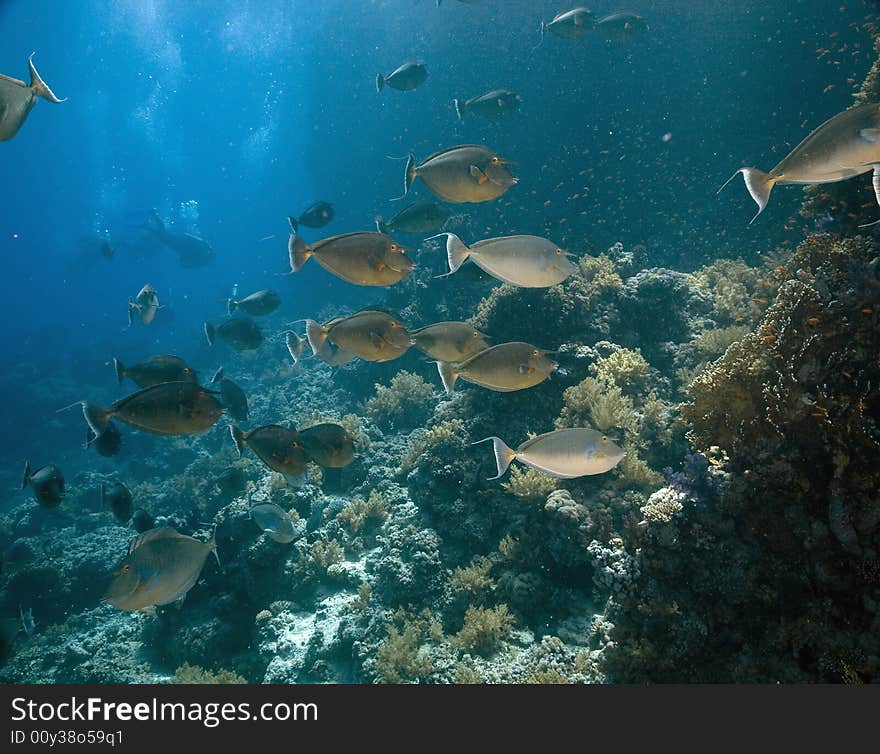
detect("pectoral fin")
[469,165,489,184]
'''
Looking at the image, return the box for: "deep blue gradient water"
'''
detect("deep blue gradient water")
[0,0,877,481]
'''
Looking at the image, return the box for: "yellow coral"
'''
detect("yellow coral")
[171,662,246,684]
[590,345,652,395]
[556,376,638,434]
[502,465,558,499]
[364,371,435,429]
[578,254,623,294]
[454,605,515,657]
[337,490,388,534]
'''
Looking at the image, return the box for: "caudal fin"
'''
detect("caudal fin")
[127,302,137,327]
[403,154,416,198]
[375,217,387,233]
[436,361,460,395]
[471,436,516,480]
[211,366,224,384]
[230,425,246,457]
[82,402,111,438]
[376,73,385,92]
[227,298,237,315]
[454,99,464,120]
[204,321,215,346]
[426,232,469,275]
[304,319,328,356]
[718,168,776,224]
[113,357,125,386]
[28,54,65,103]
[287,229,312,273]
[20,460,31,490]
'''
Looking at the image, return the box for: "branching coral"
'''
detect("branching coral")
[556,377,638,435]
[589,344,653,396]
[502,465,558,499]
[337,490,388,535]
[453,605,514,657]
[171,662,246,684]
[364,371,435,429]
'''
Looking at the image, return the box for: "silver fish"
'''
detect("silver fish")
[720,102,880,225]
[431,232,577,287]
[474,428,626,480]
[0,54,64,141]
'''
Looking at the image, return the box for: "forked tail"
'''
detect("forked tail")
[287,224,311,273]
[304,319,328,357]
[436,361,460,395]
[229,425,246,457]
[471,436,517,480]
[718,167,776,225]
[28,54,65,103]
[113,357,125,386]
[426,232,469,276]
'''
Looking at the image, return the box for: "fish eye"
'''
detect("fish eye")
[556,248,562,255]
[532,349,538,356]
[601,435,608,442]
[121,564,130,574]
[491,156,500,163]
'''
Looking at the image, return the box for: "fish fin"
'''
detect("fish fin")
[436,232,469,273]
[20,460,31,490]
[287,215,299,232]
[471,436,516,480]
[436,361,459,395]
[288,230,311,272]
[718,168,775,224]
[113,357,125,386]
[230,425,246,457]
[28,54,65,103]
[128,527,179,554]
[204,321,215,346]
[858,165,880,227]
[469,165,489,184]
[82,402,111,438]
[305,319,329,355]
[208,525,221,569]
[454,98,464,120]
[211,366,224,384]
[127,302,137,327]
[375,217,386,233]
[227,298,236,315]
[861,128,880,144]
[376,73,385,92]
[399,154,416,201]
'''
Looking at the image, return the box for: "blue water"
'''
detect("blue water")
[1,0,879,681]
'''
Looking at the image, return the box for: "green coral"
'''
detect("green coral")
[689,258,762,323]
[294,538,344,582]
[454,605,515,657]
[693,325,750,359]
[522,669,569,684]
[374,610,441,684]
[502,465,558,499]
[364,371,435,429]
[171,662,246,684]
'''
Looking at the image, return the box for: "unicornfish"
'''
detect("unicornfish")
[0,54,65,141]
[720,102,880,226]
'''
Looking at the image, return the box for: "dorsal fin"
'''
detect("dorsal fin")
[128,526,181,555]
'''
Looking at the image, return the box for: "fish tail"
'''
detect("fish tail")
[718,168,776,225]
[20,460,31,490]
[472,436,516,480]
[375,217,387,233]
[208,525,221,569]
[454,98,464,120]
[127,302,137,327]
[288,230,312,273]
[82,402,111,438]
[305,319,328,356]
[402,153,416,198]
[113,357,125,386]
[376,73,385,93]
[287,215,298,232]
[227,298,236,315]
[230,425,247,457]
[204,321,215,346]
[444,232,469,273]
[436,361,459,395]
[211,366,224,384]
[28,54,65,103]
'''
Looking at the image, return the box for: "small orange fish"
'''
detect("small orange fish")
[752,297,768,305]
